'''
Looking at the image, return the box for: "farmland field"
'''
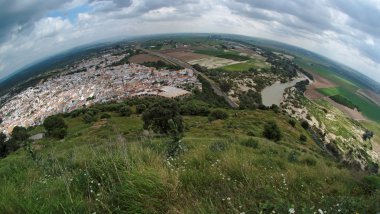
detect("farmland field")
[317,87,341,96]
[294,57,380,123]
[188,57,240,69]
[316,87,380,122]
[222,59,269,72]
[194,49,251,61]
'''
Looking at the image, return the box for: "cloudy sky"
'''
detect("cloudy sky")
[0,0,379,82]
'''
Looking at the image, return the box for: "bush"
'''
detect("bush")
[208,109,229,122]
[136,104,147,114]
[11,126,29,142]
[83,113,97,124]
[299,134,307,142]
[180,100,210,116]
[288,119,296,127]
[119,106,132,117]
[100,113,111,119]
[263,121,282,142]
[240,138,259,149]
[270,104,280,113]
[142,99,183,134]
[239,90,262,110]
[301,120,310,130]
[326,142,341,158]
[219,79,233,93]
[43,115,68,139]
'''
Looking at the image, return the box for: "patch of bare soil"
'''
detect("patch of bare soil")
[92,119,108,129]
[129,54,161,63]
[160,49,209,62]
[311,72,337,88]
[305,71,337,100]
[305,87,324,100]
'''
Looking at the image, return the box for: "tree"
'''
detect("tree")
[142,100,183,134]
[136,104,147,114]
[220,80,232,93]
[43,115,68,139]
[239,90,262,110]
[83,113,96,124]
[166,119,184,157]
[299,134,307,142]
[363,130,374,141]
[208,109,229,122]
[180,100,210,116]
[119,106,132,117]
[11,126,29,142]
[301,120,310,130]
[288,119,296,127]
[263,121,282,142]
[0,117,3,124]
[0,132,7,157]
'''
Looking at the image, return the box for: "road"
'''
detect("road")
[138,46,239,108]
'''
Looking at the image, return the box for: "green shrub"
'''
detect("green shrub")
[288,119,296,127]
[136,104,147,114]
[119,106,132,117]
[100,113,111,119]
[180,100,210,116]
[299,134,307,142]
[83,113,97,124]
[11,126,29,141]
[263,121,282,142]
[239,90,262,110]
[301,120,310,130]
[240,138,259,149]
[208,109,229,122]
[142,100,183,134]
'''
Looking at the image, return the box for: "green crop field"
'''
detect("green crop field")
[316,86,380,122]
[295,57,380,123]
[317,87,341,96]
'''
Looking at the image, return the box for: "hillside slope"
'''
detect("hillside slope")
[1,107,379,213]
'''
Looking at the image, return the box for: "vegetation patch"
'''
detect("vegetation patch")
[330,94,358,110]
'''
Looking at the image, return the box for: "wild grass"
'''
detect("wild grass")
[0,111,379,213]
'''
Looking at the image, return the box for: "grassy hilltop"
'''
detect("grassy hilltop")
[0,98,379,213]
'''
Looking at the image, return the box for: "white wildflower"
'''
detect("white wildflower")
[289,208,295,214]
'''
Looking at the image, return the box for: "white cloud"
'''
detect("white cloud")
[34,17,72,38]
[0,0,379,83]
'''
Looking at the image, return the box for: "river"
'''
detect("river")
[261,77,306,106]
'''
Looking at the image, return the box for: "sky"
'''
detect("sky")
[0,0,379,82]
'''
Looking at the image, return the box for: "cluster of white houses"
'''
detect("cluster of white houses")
[0,53,201,135]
